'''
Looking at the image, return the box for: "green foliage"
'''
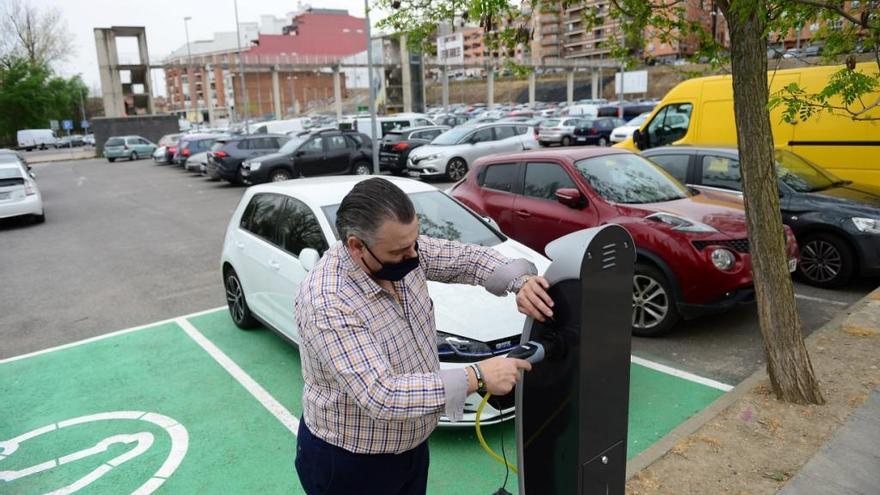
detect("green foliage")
[769,63,880,121]
[0,57,89,146]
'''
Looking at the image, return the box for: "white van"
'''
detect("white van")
[17,129,57,151]
[561,104,601,118]
[252,118,313,135]
[339,113,436,140]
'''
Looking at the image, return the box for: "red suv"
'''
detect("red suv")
[450,148,799,336]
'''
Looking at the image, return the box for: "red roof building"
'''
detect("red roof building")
[246,9,368,58]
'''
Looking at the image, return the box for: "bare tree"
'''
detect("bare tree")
[0,0,72,67]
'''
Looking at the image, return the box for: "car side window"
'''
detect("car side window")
[480,163,518,192]
[302,137,323,153]
[648,154,691,184]
[523,162,577,200]
[470,127,494,144]
[240,193,285,245]
[327,135,348,151]
[494,126,516,140]
[235,139,251,150]
[701,155,742,190]
[645,103,693,148]
[277,197,329,257]
[414,119,431,126]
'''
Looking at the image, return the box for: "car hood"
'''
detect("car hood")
[252,151,290,165]
[428,239,550,344]
[612,125,639,134]
[613,193,749,236]
[804,182,880,210]
[410,144,462,159]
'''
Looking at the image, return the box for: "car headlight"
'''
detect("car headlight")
[419,154,440,162]
[710,248,736,271]
[646,212,718,233]
[249,162,262,171]
[852,217,880,234]
[436,331,494,362]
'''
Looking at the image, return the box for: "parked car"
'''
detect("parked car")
[379,126,449,175]
[610,113,652,144]
[407,122,539,181]
[572,117,626,146]
[83,134,95,146]
[155,133,182,164]
[450,148,800,336]
[241,130,374,184]
[174,134,221,165]
[0,155,43,223]
[642,146,880,288]
[103,136,157,162]
[208,134,288,185]
[185,151,211,173]
[57,135,85,148]
[434,114,470,127]
[17,129,57,151]
[537,118,584,147]
[339,113,436,140]
[220,176,549,424]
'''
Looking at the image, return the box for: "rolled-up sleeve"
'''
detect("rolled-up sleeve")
[438,368,468,421]
[419,235,537,295]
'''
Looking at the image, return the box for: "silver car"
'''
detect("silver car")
[406,123,538,181]
[537,118,584,147]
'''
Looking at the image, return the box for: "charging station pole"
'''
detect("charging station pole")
[515,225,635,495]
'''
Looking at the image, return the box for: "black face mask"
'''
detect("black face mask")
[362,240,420,282]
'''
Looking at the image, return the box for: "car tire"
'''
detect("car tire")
[598,137,608,146]
[33,212,45,224]
[539,141,548,147]
[446,158,468,181]
[108,157,116,163]
[561,136,571,147]
[269,168,293,182]
[225,267,259,330]
[130,152,138,161]
[631,262,680,337]
[797,232,855,288]
[352,162,372,175]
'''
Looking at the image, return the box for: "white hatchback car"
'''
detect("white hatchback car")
[406,123,538,182]
[0,156,44,223]
[220,176,549,425]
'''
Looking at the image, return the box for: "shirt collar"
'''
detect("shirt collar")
[338,241,384,296]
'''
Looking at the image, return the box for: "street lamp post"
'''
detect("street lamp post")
[364,0,380,174]
[233,0,250,133]
[184,16,194,123]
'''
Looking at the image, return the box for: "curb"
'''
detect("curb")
[29,153,96,164]
[625,287,879,480]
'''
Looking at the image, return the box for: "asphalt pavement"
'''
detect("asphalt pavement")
[1,156,875,386]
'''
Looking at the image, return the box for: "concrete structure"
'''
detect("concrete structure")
[94,27,155,118]
[92,115,178,155]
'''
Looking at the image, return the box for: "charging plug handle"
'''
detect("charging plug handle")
[507,341,545,364]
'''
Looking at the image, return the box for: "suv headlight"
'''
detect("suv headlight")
[710,248,736,271]
[646,212,718,233]
[437,331,494,362]
[852,217,880,234]
[418,154,440,162]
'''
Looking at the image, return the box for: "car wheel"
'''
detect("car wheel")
[270,169,292,182]
[598,137,608,146]
[446,158,468,181]
[631,263,679,337]
[225,268,259,329]
[33,212,45,224]
[797,233,854,288]
[561,136,571,147]
[539,141,548,147]
[108,157,116,163]
[130,151,138,161]
[352,162,372,175]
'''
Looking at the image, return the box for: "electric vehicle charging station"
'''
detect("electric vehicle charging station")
[514,225,636,495]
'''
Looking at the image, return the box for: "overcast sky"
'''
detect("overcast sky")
[29,0,378,96]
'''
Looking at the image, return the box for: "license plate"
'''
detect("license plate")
[576,137,586,142]
[788,258,797,273]
[0,192,9,200]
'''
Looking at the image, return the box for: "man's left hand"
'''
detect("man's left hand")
[516,276,554,322]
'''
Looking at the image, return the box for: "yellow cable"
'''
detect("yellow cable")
[475,392,518,474]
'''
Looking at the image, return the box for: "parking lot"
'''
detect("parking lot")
[1,156,875,493]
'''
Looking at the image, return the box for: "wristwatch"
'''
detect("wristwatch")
[509,274,533,294]
[471,364,487,395]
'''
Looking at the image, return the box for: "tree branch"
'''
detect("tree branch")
[788,0,865,27]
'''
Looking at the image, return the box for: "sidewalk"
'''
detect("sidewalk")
[779,387,880,495]
[28,149,95,164]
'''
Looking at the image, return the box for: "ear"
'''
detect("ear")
[346,235,364,253]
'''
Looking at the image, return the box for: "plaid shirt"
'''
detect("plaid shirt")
[294,235,534,454]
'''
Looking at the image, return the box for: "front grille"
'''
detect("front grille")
[693,239,750,253]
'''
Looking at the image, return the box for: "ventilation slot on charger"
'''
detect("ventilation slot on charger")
[601,243,617,270]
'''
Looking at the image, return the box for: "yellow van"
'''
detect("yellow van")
[616,62,880,186]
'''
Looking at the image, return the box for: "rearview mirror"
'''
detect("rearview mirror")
[555,188,586,209]
[299,248,321,271]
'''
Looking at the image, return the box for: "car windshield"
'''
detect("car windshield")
[626,113,650,126]
[575,153,689,204]
[106,138,124,147]
[279,137,307,154]
[774,149,843,192]
[322,191,504,246]
[432,126,475,145]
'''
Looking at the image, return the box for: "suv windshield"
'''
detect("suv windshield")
[575,153,688,204]
[775,149,842,192]
[432,126,475,145]
[106,138,124,147]
[323,191,503,246]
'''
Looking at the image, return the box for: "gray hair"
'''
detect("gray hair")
[336,178,416,243]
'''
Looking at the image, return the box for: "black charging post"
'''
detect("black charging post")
[514,225,635,495]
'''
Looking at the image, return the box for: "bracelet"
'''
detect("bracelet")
[471,364,487,395]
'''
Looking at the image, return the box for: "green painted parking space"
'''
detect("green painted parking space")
[1,309,727,494]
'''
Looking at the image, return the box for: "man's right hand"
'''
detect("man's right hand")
[472,356,532,396]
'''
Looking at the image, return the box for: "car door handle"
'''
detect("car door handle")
[515,210,532,218]
[235,241,245,250]
[268,260,281,270]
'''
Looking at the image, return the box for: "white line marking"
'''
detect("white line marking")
[0,306,227,365]
[795,293,849,307]
[176,318,300,435]
[631,356,734,392]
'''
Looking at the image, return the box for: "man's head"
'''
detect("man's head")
[336,178,419,280]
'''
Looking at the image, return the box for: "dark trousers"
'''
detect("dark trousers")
[295,420,430,495]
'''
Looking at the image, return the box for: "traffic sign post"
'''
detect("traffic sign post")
[81,120,90,129]
[62,120,74,157]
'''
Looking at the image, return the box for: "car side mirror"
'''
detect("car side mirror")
[632,129,645,150]
[295,150,305,157]
[299,248,321,271]
[555,188,586,209]
[29,172,36,179]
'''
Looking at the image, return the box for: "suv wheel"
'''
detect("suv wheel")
[632,263,679,337]
[352,162,372,175]
[446,158,468,181]
[107,157,116,163]
[225,268,259,329]
[130,151,138,161]
[797,233,854,288]
[598,137,608,146]
[270,169,292,182]
[561,136,571,147]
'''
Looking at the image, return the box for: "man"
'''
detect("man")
[294,178,554,494]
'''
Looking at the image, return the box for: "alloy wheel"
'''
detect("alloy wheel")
[632,274,669,330]
[225,274,245,323]
[447,159,467,181]
[800,240,842,283]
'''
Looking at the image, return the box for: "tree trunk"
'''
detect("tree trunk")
[722,0,824,404]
